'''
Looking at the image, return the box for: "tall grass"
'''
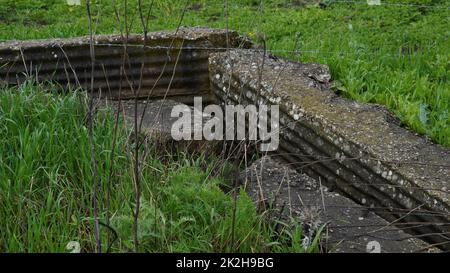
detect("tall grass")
[0,81,321,252]
[0,81,128,252]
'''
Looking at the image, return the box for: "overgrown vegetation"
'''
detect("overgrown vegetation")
[0,0,448,146]
[0,82,321,252]
[0,0,448,253]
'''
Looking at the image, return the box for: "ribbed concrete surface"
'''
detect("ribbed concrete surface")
[0,27,251,104]
[209,49,450,250]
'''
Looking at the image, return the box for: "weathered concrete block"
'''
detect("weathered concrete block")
[0,27,251,103]
[209,49,450,249]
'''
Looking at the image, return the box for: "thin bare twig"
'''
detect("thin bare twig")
[86,0,101,253]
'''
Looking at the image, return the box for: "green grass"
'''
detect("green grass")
[0,81,321,252]
[0,0,448,146]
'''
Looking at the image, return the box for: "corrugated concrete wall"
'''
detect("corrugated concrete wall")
[0,27,251,104]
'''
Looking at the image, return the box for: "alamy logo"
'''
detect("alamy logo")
[170,97,280,152]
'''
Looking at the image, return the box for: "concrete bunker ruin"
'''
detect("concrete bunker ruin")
[1,27,449,252]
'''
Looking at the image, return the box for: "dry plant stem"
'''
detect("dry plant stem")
[138,1,189,134]
[105,66,124,250]
[149,40,184,128]
[86,0,101,253]
[138,0,154,42]
[104,0,129,251]
[230,162,239,252]
[228,140,253,252]
[122,0,140,253]
[112,0,141,253]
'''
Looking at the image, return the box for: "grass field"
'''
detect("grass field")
[0,0,448,146]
